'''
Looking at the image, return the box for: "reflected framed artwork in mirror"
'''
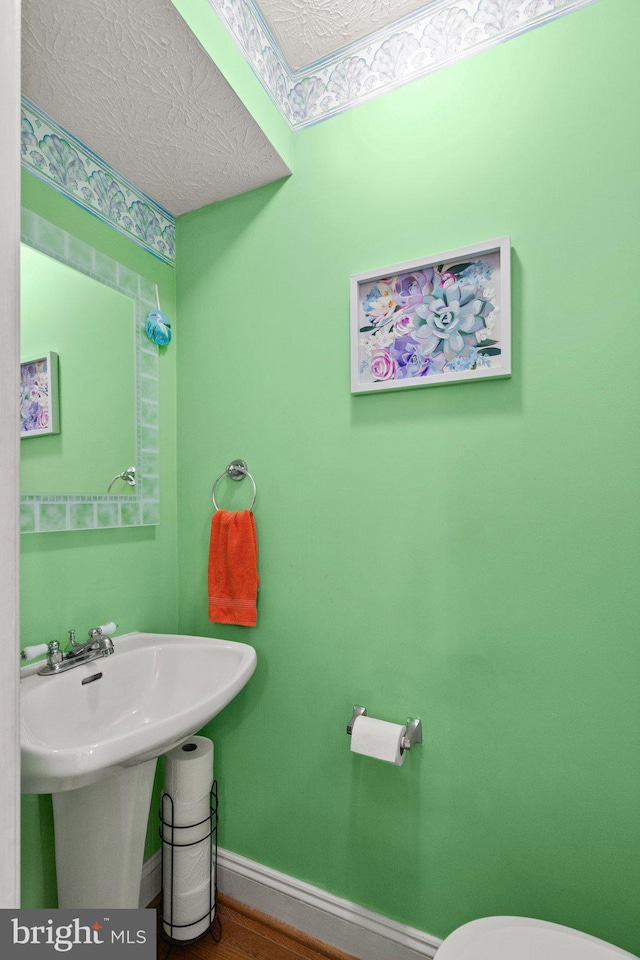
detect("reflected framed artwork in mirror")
[20,209,160,533]
[20,351,60,438]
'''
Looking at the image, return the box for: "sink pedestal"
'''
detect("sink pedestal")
[52,759,157,908]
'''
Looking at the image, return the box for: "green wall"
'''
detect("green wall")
[20,172,179,907]
[176,0,640,952]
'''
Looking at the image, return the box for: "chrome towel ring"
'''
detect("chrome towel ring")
[211,460,256,512]
[107,466,136,492]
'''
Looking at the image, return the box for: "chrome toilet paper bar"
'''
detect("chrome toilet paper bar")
[346,705,423,751]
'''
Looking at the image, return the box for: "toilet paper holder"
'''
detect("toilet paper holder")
[346,705,423,751]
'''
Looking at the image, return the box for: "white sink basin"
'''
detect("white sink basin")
[21,631,257,794]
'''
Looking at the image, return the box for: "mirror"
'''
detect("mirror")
[21,244,136,495]
[20,209,160,534]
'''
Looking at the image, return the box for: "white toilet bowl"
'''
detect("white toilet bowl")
[435,916,639,960]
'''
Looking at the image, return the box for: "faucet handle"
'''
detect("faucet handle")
[21,643,50,661]
[46,641,63,668]
[21,640,62,662]
[88,621,117,638]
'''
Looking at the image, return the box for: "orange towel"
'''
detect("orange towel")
[208,509,259,626]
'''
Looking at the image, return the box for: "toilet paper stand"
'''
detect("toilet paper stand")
[347,705,423,752]
[159,781,221,948]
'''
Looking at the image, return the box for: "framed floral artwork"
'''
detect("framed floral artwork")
[20,351,60,438]
[351,238,511,393]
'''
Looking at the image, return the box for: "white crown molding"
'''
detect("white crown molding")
[208,0,601,129]
[142,846,442,959]
[21,97,176,264]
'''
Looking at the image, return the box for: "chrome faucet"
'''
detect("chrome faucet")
[23,622,118,676]
[67,623,116,660]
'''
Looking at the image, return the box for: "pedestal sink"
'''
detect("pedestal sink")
[20,631,257,909]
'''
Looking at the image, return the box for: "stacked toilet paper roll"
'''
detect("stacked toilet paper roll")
[162,736,215,941]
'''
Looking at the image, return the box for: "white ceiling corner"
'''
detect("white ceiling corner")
[253,0,430,71]
[21,0,290,216]
[209,0,602,129]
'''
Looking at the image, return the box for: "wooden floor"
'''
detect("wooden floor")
[155,894,358,960]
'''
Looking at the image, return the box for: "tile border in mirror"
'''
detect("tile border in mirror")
[20,210,161,534]
[21,97,175,265]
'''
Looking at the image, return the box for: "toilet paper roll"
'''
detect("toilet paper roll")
[350,714,406,766]
[162,877,216,941]
[161,795,211,844]
[164,736,214,811]
[162,835,210,890]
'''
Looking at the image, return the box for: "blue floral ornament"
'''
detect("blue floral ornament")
[145,308,172,346]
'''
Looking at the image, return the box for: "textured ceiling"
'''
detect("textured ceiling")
[21,0,290,216]
[22,0,595,214]
[255,0,430,70]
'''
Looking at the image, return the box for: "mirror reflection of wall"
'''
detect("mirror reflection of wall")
[20,243,136,496]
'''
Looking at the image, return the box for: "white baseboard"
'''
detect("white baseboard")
[142,846,441,960]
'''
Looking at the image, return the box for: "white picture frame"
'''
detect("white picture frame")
[351,237,511,394]
[20,351,60,438]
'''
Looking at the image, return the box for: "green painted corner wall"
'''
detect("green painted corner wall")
[175,0,640,952]
[20,172,179,907]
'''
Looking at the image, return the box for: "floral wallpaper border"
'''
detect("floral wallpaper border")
[208,0,600,129]
[21,97,176,265]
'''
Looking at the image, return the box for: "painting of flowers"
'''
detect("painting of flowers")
[20,352,60,438]
[351,238,510,393]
